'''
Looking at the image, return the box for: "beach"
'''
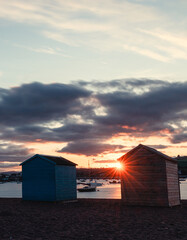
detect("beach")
[0,198,187,240]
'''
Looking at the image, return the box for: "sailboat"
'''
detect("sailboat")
[77,184,96,192]
[77,160,97,192]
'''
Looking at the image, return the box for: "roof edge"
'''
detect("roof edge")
[20,154,56,166]
[20,154,77,166]
[39,154,77,166]
[118,144,177,163]
[140,144,177,163]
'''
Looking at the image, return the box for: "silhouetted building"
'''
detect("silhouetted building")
[119,144,180,207]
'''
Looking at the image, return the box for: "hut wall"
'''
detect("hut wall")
[55,166,77,201]
[166,161,180,206]
[22,157,56,201]
[121,148,169,206]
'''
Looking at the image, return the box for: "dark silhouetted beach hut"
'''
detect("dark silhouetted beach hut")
[118,144,180,207]
[20,154,77,201]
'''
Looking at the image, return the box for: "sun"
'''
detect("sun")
[115,162,123,170]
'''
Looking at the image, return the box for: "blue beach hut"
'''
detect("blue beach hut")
[20,154,77,201]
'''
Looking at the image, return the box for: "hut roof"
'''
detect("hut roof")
[118,144,177,163]
[20,154,77,166]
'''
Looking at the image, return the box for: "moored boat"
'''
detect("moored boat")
[77,185,96,192]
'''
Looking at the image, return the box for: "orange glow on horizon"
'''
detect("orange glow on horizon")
[122,125,137,130]
[115,162,123,170]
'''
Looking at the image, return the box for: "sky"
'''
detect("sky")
[0,0,187,171]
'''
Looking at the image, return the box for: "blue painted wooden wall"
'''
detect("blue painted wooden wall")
[22,156,77,201]
[22,157,56,201]
[55,166,77,201]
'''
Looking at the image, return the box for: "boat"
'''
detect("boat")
[109,180,120,184]
[95,182,103,186]
[89,180,103,187]
[77,185,96,192]
[179,178,186,181]
[77,160,98,192]
[109,180,117,184]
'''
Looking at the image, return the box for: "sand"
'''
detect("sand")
[0,198,187,240]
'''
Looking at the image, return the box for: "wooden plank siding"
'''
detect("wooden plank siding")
[119,144,181,207]
[55,166,77,201]
[166,160,180,206]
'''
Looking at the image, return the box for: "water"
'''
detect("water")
[1,180,187,199]
[77,180,121,199]
[0,180,121,199]
[0,182,22,198]
[180,179,187,199]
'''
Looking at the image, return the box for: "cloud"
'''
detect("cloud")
[0,79,187,158]
[93,159,117,164]
[95,81,187,135]
[58,141,124,156]
[171,133,187,144]
[139,28,187,60]
[123,44,170,62]
[1,123,94,143]
[15,44,71,57]
[0,143,32,163]
[43,31,79,47]
[140,29,187,49]
[0,163,20,168]
[0,1,186,61]
[146,145,168,150]
[75,78,169,94]
[0,1,160,29]
[0,81,91,126]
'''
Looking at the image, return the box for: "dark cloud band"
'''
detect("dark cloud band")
[0,79,186,160]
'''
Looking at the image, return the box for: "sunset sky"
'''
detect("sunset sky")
[0,0,187,171]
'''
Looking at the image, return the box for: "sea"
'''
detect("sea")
[0,179,187,199]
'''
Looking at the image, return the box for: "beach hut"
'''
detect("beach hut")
[20,154,77,201]
[118,144,180,207]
